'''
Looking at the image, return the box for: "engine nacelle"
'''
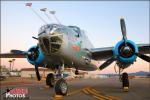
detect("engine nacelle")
[26,45,44,65]
[114,40,138,63]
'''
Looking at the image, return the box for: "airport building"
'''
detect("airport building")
[20,68,89,79]
[9,71,21,77]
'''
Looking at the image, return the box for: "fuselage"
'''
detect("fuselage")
[37,24,97,71]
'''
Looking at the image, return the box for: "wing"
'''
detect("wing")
[90,44,150,60]
[138,44,150,54]
[90,47,114,60]
[0,53,26,58]
[0,50,26,58]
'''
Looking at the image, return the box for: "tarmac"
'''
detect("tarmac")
[0,77,150,100]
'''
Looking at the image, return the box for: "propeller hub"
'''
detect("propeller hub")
[28,47,39,61]
[27,45,44,65]
[120,45,133,58]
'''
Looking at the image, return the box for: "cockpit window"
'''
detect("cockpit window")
[38,24,62,36]
[68,26,81,37]
[40,25,51,31]
[38,24,51,36]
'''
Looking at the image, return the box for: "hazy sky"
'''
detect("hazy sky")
[1,1,149,73]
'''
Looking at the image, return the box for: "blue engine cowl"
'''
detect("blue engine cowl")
[114,40,138,63]
[26,45,44,65]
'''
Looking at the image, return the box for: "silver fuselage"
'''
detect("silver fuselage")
[38,24,97,71]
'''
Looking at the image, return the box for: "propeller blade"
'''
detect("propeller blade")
[35,46,39,51]
[32,47,40,81]
[35,65,41,81]
[120,18,127,45]
[11,50,26,54]
[135,53,150,62]
[99,56,116,70]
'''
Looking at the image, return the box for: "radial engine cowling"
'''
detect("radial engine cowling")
[114,40,138,63]
[26,45,44,65]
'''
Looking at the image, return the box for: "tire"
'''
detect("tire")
[122,72,129,87]
[55,78,68,95]
[46,73,55,87]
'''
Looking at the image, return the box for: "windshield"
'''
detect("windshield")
[38,24,62,36]
[68,26,81,35]
[38,24,51,36]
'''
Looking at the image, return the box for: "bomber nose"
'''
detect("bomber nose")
[49,32,63,53]
[39,28,63,54]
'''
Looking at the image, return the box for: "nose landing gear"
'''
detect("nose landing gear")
[55,78,68,95]
[54,64,68,95]
[46,64,68,95]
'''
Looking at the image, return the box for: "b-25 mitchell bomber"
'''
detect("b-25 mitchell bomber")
[1,3,150,96]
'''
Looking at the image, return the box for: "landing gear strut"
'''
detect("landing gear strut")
[116,66,129,92]
[121,72,129,92]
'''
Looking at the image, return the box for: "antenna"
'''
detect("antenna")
[25,3,47,24]
[40,8,52,22]
[49,11,61,24]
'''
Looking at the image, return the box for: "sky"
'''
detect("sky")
[1,1,149,74]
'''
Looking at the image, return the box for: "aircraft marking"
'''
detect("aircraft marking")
[73,41,82,59]
[67,88,82,96]
[53,86,122,100]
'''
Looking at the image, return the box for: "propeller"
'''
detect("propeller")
[11,47,41,81]
[30,46,39,60]
[120,18,127,46]
[99,18,150,70]
[135,53,150,62]
[99,56,116,70]
[35,64,41,81]
[11,50,26,54]
[31,46,41,81]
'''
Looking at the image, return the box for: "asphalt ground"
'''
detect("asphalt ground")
[0,77,150,100]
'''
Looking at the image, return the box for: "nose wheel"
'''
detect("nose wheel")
[121,72,129,92]
[46,72,68,95]
[55,78,68,95]
[54,64,68,95]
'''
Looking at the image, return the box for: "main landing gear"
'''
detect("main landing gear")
[46,73,55,87]
[117,67,129,92]
[75,69,79,75]
[121,72,129,92]
[46,65,68,95]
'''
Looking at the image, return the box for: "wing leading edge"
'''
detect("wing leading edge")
[0,50,26,58]
[0,53,26,58]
